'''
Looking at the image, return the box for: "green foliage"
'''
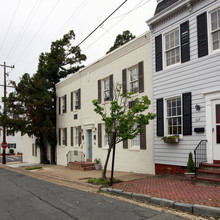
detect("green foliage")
[187,152,195,173]
[88,177,121,186]
[94,158,101,164]
[9,149,14,154]
[1,30,86,163]
[106,30,135,54]
[161,135,179,143]
[92,84,156,179]
[93,85,156,144]
[25,166,42,170]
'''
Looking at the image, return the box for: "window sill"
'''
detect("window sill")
[164,62,180,70]
[129,147,140,152]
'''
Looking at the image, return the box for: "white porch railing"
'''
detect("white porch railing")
[66,150,85,164]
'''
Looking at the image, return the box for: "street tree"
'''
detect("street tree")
[106,30,136,54]
[1,30,86,163]
[92,84,156,180]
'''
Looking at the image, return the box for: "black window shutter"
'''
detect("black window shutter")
[58,128,61,145]
[123,139,128,149]
[180,20,190,63]
[155,35,163,72]
[138,61,144,93]
[64,95,67,113]
[109,74,113,101]
[183,92,192,135]
[122,69,127,95]
[78,126,81,145]
[140,125,146,150]
[157,98,164,136]
[129,100,136,109]
[98,123,102,148]
[78,88,81,110]
[98,80,101,103]
[71,127,73,146]
[71,92,73,111]
[65,128,67,146]
[197,12,208,57]
[59,97,61,115]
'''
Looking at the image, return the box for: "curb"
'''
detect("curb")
[100,188,220,218]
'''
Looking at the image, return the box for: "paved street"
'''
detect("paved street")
[0,168,189,220]
[0,155,22,163]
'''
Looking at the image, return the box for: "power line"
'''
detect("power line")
[77,0,128,47]
[109,0,152,20]
[6,0,41,61]
[0,0,21,50]
[23,0,91,74]
[14,0,60,65]
[82,0,147,52]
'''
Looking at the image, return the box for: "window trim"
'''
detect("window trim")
[128,65,139,93]
[209,7,220,54]
[164,95,183,139]
[163,28,181,68]
[103,77,110,102]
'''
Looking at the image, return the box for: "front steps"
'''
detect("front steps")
[196,161,220,187]
[66,161,95,171]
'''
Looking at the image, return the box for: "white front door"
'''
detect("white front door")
[213,101,220,160]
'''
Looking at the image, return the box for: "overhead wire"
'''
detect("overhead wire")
[77,0,128,47]
[109,0,152,20]
[23,0,91,73]
[82,0,149,52]
[0,0,21,50]
[13,0,60,65]
[6,0,42,62]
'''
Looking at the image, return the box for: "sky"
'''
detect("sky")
[0,0,157,98]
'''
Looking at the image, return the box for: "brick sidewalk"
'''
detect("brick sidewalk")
[113,175,220,208]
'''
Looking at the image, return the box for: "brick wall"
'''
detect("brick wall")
[155,164,187,175]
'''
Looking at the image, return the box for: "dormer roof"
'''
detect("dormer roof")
[155,0,179,15]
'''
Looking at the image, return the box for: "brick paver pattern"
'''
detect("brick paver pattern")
[113,175,220,208]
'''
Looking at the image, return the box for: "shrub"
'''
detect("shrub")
[88,177,121,186]
[187,152,195,173]
[9,149,14,154]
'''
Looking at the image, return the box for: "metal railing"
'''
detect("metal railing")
[66,150,85,164]
[194,140,207,176]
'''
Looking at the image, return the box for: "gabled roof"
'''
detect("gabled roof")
[154,0,180,15]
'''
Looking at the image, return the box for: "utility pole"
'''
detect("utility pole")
[0,62,14,164]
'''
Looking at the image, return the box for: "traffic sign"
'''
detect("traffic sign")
[1,142,8,149]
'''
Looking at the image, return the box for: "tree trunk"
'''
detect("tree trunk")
[102,145,112,179]
[40,134,49,164]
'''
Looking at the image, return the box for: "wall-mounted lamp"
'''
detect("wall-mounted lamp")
[92,127,96,132]
[195,104,200,111]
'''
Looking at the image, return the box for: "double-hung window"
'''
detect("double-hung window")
[74,91,79,110]
[103,78,110,102]
[104,125,109,146]
[211,8,220,51]
[167,97,182,135]
[165,29,180,67]
[75,127,79,145]
[62,128,67,145]
[129,66,138,93]
[131,123,140,149]
[62,96,66,113]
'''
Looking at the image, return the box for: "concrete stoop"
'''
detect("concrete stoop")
[100,188,220,219]
[66,161,95,171]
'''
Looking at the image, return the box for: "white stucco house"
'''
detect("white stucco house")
[147,0,220,174]
[56,31,155,174]
[0,129,23,154]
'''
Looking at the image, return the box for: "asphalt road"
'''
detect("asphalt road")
[0,168,189,220]
[0,155,22,163]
